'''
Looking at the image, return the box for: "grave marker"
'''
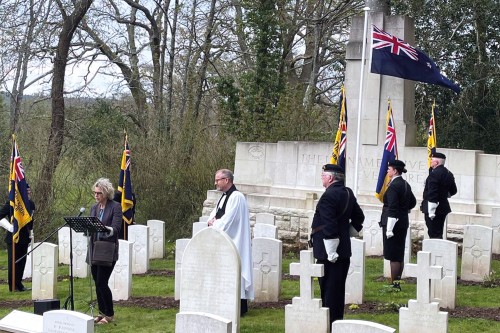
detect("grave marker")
[128,225,150,274]
[147,219,165,259]
[178,228,240,333]
[285,250,329,333]
[461,225,493,282]
[252,238,282,302]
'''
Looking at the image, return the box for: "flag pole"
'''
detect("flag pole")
[353,6,370,197]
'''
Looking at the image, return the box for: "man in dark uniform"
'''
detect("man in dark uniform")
[0,186,35,292]
[421,152,457,239]
[310,164,364,326]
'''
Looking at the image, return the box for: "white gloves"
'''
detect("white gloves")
[349,224,359,237]
[386,217,398,239]
[105,226,114,237]
[323,238,340,263]
[428,202,439,220]
[0,218,13,233]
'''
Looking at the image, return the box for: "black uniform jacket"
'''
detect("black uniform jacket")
[422,165,457,215]
[0,201,35,245]
[90,200,123,262]
[381,176,416,229]
[311,181,365,260]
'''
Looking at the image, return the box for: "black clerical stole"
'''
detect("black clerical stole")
[215,184,237,219]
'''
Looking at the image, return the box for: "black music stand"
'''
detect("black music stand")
[63,216,108,311]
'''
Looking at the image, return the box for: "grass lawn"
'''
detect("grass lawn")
[0,246,499,332]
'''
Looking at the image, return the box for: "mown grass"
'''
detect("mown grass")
[0,247,499,332]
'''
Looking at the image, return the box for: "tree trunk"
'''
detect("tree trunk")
[37,0,94,229]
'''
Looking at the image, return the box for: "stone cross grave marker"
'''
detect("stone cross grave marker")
[147,219,165,259]
[422,239,458,309]
[285,250,329,333]
[345,238,365,304]
[32,242,58,300]
[252,237,282,302]
[22,244,32,280]
[73,232,89,278]
[109,239,133,301]
[174,238,190,300]
[192,221,208,237]
[255,213,275,225]
[399,251,448,333]
[128,224,150,274]
[404,251,443,303]
[363,210,383,256]
[253,223,278,239]
[58,226,71,265]
[461,224,493,282]
[491,207,500,254]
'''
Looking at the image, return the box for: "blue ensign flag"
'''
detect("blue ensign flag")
[371,25,460,94]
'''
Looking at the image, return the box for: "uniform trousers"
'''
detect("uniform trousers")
[425,213,447,239]
[317,257,350,324]
[7,241,29,291]
[91,262,116,317]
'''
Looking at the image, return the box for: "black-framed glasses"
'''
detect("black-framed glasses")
[93,191,103,195]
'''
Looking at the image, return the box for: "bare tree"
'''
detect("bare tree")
[37,0,94,227]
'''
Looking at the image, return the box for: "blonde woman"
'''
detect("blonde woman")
[89,178,122,324]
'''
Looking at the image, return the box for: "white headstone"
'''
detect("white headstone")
[72,232,89,278]
[253,224,278,239]
[43,310,93,333]
[147,219,165,259]
[346,238,365,304]
[109,240,133,301]
[58,226,71,265]
[179,228,240,333]
[362,210,383,256]
[384,226,411,278]
[0,310,43,333]
[128,225,150,274]
[399,251,448,333]
[399,300,448,333]
[460,225,493,282]
[23,244,32,280]
[285,250,329,333]
[32,242,58,300]
[491,207,500,254]
[252,238,282,302]
[175,312,231,333]
[422,239,458,309]
[199,216,209,222]
[174,238,190,301]
[255,213,275,225]
[192,221,208,237]
[332,319,395,332]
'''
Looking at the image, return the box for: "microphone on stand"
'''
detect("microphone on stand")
[77,207,85,217]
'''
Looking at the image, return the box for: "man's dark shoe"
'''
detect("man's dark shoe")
[15,287,31,292]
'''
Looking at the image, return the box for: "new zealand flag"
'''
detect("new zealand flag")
[371,25,460,94]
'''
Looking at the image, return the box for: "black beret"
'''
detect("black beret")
[432,152,446,159]
[322,164,344,173]
[388,159,407,173]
